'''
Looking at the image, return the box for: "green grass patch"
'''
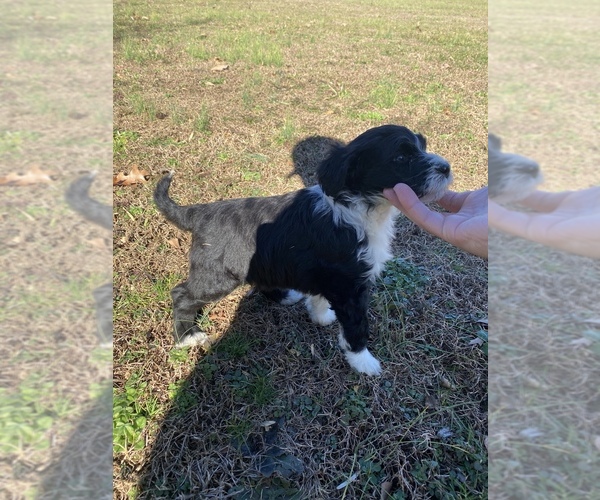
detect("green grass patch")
[113,372,161,453]
[275,118,296,144]
[127,93,158,120]
[193,105,211,133]
[0,130,40,156]
[113,129,140,157]
[0,375,74,455]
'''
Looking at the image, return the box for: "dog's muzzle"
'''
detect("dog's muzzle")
[420,154,453,202]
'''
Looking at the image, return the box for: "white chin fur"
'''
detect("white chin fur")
[420,172,453,203]
[491,173,544,204]
[281,289,304,306]
[344,349,382,376]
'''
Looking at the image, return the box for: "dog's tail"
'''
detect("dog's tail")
[154,172,195,232]
[65,172,112,230]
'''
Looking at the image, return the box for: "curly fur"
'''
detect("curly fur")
[155,125,452,375]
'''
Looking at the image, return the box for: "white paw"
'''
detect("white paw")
[280,289,304,306]
[312,307,337,326]
[175,330,209,348]
[306,295,337,326]
[344,349,382,376]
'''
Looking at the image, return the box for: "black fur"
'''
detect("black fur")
[65,172,113,230]
[154,125,452,374]
[318,125,447,201]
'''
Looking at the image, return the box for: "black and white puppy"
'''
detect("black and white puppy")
[154,125,452,376]
[488,133,543,202]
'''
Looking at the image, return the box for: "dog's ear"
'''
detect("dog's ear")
[317,145,349,197]
[488,134,502,151]
[416,133,427,150]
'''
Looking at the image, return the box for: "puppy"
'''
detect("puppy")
[154,125,452,376]
[488,133,543,202]
[65,172,113,347]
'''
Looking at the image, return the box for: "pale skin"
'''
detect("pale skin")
[488,187,600,259]
[383,184,488,259]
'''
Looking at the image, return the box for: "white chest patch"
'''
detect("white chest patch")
[311,186,397,281]
[358,204,397,280]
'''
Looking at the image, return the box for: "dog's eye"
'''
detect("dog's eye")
[394,155,405,162]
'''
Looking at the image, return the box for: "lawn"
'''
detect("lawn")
[113,0,488,498]
[489,0,600,497]
[0,0,112,498]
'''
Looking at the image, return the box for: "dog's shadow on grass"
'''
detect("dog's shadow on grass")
[288,135,345,187]
[137,291,347,498]
[135,136,351,498]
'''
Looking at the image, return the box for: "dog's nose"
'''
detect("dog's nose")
[518,162,540,176]
[436,162,451,177]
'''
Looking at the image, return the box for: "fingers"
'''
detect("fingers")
[384,184,446,239]
[436,190,470,212]
[438,187,488,213]
[518,190,574,212]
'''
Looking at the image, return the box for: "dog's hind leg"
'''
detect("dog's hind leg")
[261,288,304,306]
[328,290,382,376]
[170,282,211,347]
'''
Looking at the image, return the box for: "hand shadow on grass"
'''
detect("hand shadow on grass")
[135,136,346,498]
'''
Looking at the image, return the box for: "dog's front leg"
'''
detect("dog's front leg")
[330,290,382,376]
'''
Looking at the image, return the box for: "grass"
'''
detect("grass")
[113,373,161,453]
[1,1,112,498]
[0,376,73,455]
[113,0,487,498]
[489,0,600,189]
[488,237,600,498]
[489,1,600,496]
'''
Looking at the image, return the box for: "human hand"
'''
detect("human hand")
[383,184,488,259]
[488,187,600,259]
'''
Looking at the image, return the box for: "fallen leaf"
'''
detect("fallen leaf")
[113,165,149,186]
[0,166,55,186]
[211,64,229,72]
[380,481,393,500]
[168,238,181,249]
[439,376,455,390]
[261,420,277,430]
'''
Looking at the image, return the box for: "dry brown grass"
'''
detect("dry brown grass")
[114,0,487,497]
[489,0,600,497]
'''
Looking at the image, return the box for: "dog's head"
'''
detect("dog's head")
[317,125,452,204]
[488,133,543,202]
